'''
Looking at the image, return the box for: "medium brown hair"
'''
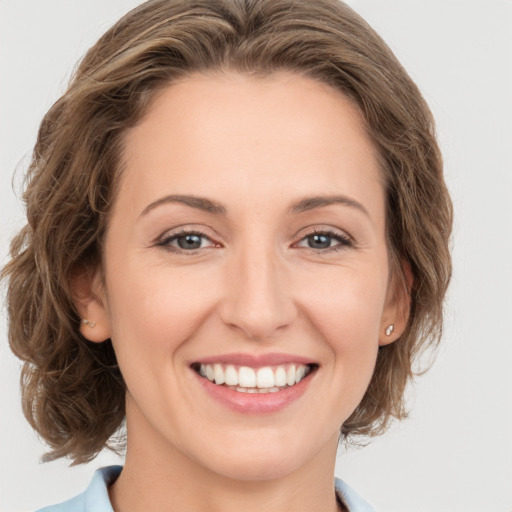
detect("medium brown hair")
[3,0,452,463]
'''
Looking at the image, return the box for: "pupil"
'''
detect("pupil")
[309,234,330,249]
[178,234,202,249]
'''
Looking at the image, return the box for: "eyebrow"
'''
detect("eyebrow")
[288,194,370,217]
[140,195,227,217]
[139,193,369,218]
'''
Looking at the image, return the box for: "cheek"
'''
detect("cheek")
[301,265,387,397]
[106,266,216,359]
[305,266,387,341]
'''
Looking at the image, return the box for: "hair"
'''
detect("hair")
[3,0,452,464]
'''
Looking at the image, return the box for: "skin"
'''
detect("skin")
[75,71,409,512]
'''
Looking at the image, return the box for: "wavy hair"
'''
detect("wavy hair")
[3,0,452,463]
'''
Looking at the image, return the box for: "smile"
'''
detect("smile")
[193,363,315,393]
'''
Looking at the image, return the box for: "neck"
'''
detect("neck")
[109,404,342,512]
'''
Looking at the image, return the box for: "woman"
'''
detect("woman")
[2,0,452,511]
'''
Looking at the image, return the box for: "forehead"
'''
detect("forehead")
[117,71,383,222]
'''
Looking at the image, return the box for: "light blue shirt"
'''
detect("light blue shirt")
[36,465,375,512]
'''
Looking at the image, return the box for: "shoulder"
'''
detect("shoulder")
[35,466,122,512]
[335,477,376,512]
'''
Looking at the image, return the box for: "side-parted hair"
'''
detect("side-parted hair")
[3,0,452,463]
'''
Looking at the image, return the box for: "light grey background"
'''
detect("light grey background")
[1,1,511,511]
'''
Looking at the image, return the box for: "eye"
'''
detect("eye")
[156,229,218,252]
[295,229,353,252]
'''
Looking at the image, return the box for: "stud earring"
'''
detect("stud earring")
[81,319,96,328]
[385,324,394,336]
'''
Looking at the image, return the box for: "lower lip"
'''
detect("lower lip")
[193,370,315,414]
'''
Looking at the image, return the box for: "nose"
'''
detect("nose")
[219,243,297,342]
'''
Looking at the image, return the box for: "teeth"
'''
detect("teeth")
[236,386,281,394]
[256,367,275,388]
[214,364,225,385]
[239,366,256,387]
[286,365,296,386]
[198,362,312,392]
[275,366,287,387]
[225,365,238,386]
[295,365,306,384]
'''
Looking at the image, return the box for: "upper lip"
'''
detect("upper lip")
[191,352,317,368]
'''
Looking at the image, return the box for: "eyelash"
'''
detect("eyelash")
[296,228,353,252]
[155,228,354,255]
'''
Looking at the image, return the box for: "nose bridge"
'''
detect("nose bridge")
[220,236,296,341]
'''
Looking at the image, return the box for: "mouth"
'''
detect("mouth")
[191,362,318,394]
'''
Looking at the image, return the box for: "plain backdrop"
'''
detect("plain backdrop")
[1,1,511,511]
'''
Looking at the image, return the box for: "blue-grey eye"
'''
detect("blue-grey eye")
[296,229,353,251]
[307,233,333,249]
[156,230,214,252]
[176,233,203,249]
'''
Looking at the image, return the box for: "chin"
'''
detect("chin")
[189,429,324,483]
[207,452,305,482]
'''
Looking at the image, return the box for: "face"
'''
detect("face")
[79,71,404,482]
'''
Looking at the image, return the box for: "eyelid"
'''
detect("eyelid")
[154,225,354,254]
[155,227,220,252]
[294,224,353,240]
[293,227,355,252]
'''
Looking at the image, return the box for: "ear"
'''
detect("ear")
[379,259,413,346]
[70,266,111,343]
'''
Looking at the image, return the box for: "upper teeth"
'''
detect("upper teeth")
[198,363,309,389]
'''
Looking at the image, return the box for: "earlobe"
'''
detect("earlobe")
[79,310,111,343]
[379,259,413,346]
[379,323,398,346]
[385,324,394,337]
[71,267,111,343]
